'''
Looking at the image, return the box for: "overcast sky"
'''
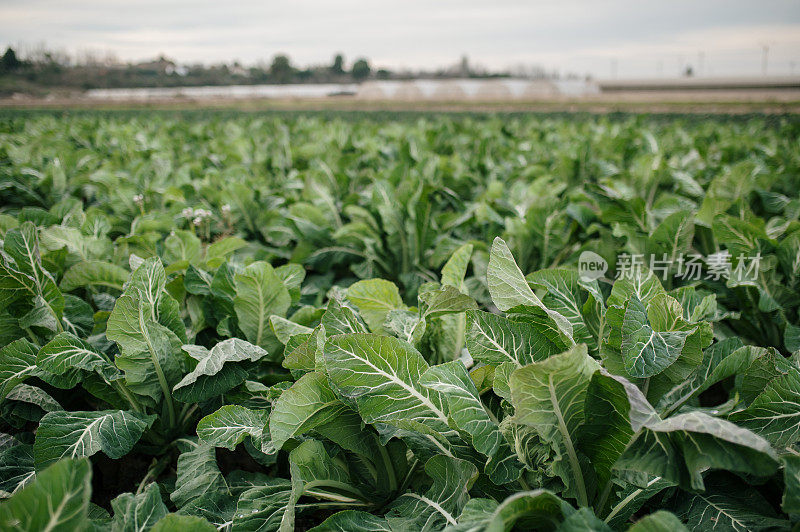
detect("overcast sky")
[2,0,799,78]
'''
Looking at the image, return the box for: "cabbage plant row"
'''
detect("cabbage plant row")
[0,113,798,531]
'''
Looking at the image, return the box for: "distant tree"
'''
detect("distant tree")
[330,53,345,75]
[376,68,391,80]
[270,54,294,83]
[351,58,371,81]
[0,47,22,73]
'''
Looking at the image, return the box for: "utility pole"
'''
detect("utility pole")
[698,51,705,77]
[762,45,769,76]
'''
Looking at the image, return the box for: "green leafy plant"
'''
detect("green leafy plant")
[0,112,798,531]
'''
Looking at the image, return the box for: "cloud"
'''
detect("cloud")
[1,0,799,76]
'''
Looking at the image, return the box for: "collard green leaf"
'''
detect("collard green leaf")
[526,268,599,350]
[171,442,228,509]
[107,260,186,407]
[345,279,405,333]
[324,333,451,437]
[33,409,155,467]
[197,405,269,451]
[420,361,502,457]
[385,456,477,531]
[781,454,800,515]
[230,479,292,532]
[151,513,216,532]
[674,475,789,531]
[486,237,573,342]
[420,360,523,484]
[269,315,313,345]
[37,332,120,382]
[655,338,747,416]
[441,243,473,290]
[617,412,779,491]
[466,310,566,367]
[627,510,688,532]
[445,489,567,532]
[173,338,268,403]
[268,370,348,452]
[729,357,800,447]
[487,237,545,312]
[0,441,35,495]
[60,261,129,292]
[510,344,600,507]
[234,261,291,347]
[621,295,692,379]
[0,457,91,532]
[110,483,168,532]
[320,300,368,336]
[307,510,391,532]
[0,339,39,401]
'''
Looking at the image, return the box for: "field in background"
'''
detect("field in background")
[3,76,799,114]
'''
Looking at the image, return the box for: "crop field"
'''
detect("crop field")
[0,111,799,531]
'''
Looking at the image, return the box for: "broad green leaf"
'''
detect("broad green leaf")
[604,476,676,530]
[324,334,451,438]
[384,309,426,345]
[441,243,473,290]
[307,510,391,532]
[581,369,658,497]
[205,237,247,269]
[674,475,789,531]
[108,294,183,404]
[282,439,362,530]
[526,268,600,350]
[419,284,477,318]
[34,409,155,467]
[486,237,573,342]
[345,279,405,332]
[37,332,120,382]
[171,442,228,508]
[466,310,566,367]
[647,210,695,264]
[230,479,292,532]
[420,361,502,457]
[487,237,544,312]
[445,489,567,532]
[421,360,523,484]
[510,344,600,507]
[627,510,688,532]
[606,268,665,308]
[655,339,749,416]
[621,295,692,379]
[0,339,39,401]
[110,482,167,532]
[268,371,348,452]
[729,357,800,446]
[197,405,269,450]
[60,261,129,292]
[618,412,779,490]
[173,339,268,403]
[269,315,313,345]
[781,454,800,515]
[151,513,216,532]
[274,263,306,303]
[320,300,368,336]
[0,458,91,532]
[385,456,477,531]
[234,261,291,347]
[163,230,202,267]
